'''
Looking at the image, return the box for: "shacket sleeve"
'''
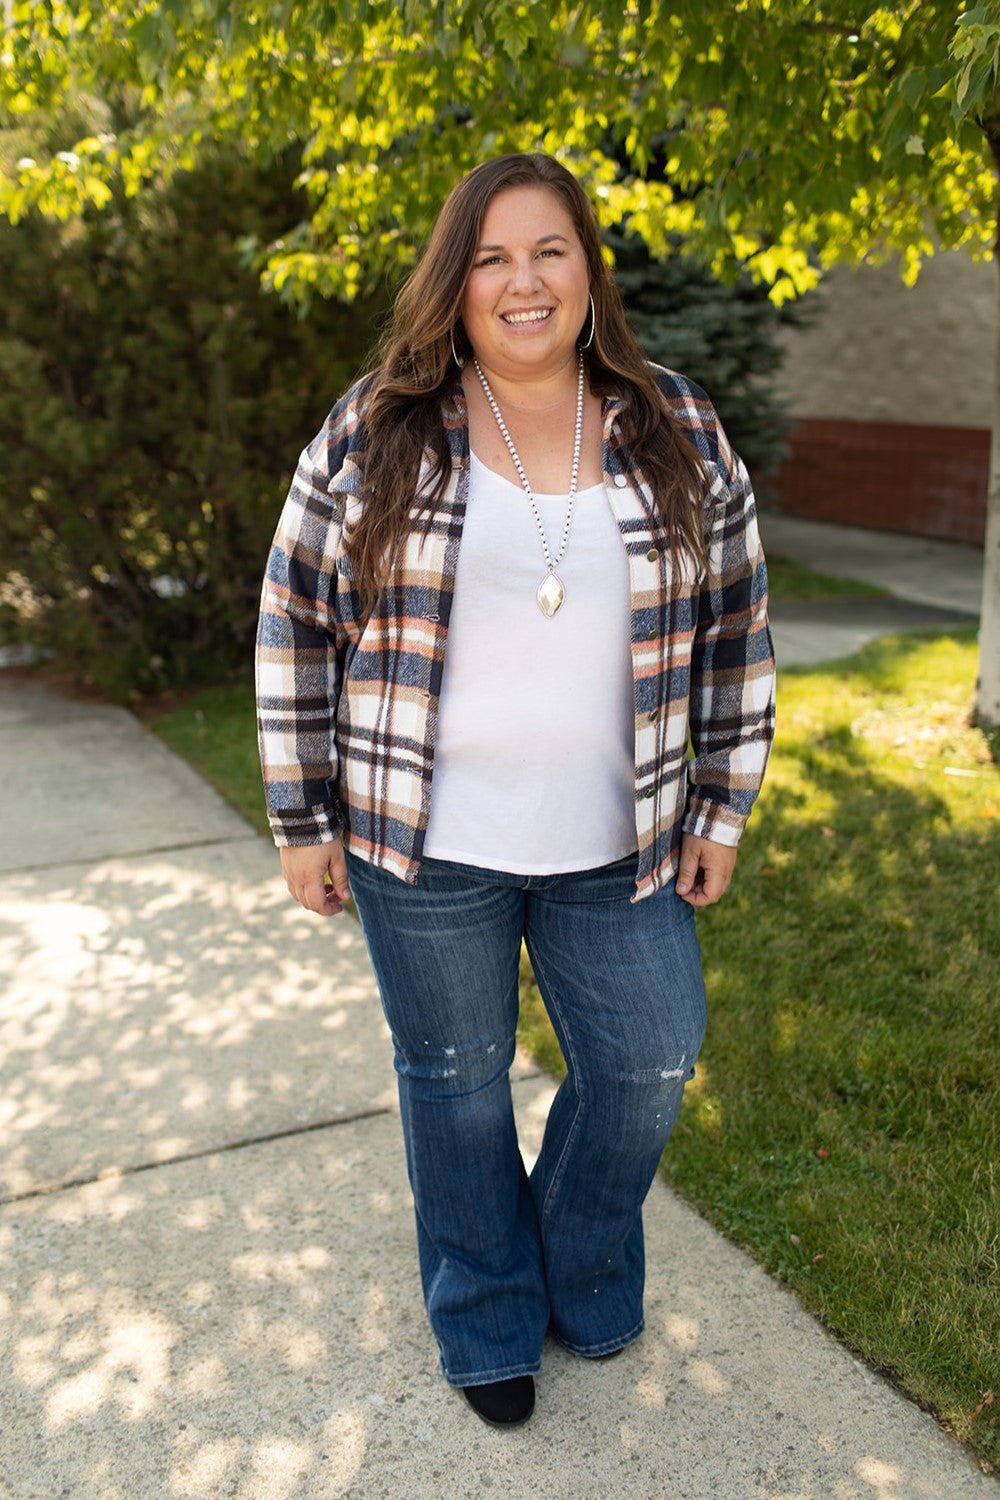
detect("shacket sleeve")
[683,410,776,846]
[255,396,357,847]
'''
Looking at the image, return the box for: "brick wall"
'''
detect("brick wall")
[771,417,990,545]
[768,252,993,543]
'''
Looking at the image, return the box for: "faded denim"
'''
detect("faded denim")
[345,849,707,1387]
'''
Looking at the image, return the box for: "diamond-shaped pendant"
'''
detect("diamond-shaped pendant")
[537,573,565,617]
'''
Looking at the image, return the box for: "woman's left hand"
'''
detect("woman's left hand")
[676,834,738,907]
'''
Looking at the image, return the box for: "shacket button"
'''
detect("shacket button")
[648,708,660,723]
[643,786,656,799]
[614,473,628,488]
[646,628,657,641]
[646,547,659,562]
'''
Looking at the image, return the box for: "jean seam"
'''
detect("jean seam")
[552,1317,645,1357]
[442,1358,542,1387]
[525,938,585,1225]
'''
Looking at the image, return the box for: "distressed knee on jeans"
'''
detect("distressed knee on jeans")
[614,1051,697,1087]
[392,1030,517,1098]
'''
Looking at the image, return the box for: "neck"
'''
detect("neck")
[470,352,581,412]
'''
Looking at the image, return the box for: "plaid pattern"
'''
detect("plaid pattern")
[256,366,775,902]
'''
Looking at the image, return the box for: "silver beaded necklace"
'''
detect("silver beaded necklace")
[472,353,584,618]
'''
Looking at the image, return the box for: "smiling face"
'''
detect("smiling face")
[459,184,591,382]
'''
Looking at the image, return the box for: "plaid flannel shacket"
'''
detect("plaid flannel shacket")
[255,366,775,903]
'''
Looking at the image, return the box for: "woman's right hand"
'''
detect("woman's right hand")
[279,839,352,916]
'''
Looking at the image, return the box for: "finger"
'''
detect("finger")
[699,871,727,905]
[301,873,344,916]
[698,857,735,906]
[326,845,351,904]
[675,848,702,896]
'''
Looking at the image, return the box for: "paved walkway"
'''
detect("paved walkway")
[0,520,992,1499]
[762,513,982,666]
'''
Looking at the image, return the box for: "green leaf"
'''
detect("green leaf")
[899,68,927,109]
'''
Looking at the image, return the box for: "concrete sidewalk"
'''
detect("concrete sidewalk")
[761,513,982,667]
[1,520,994,1498]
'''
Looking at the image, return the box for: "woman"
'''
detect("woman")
[256,152,774,1428]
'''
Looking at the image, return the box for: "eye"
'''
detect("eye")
[475,254,504,267]
[538,248,564,258]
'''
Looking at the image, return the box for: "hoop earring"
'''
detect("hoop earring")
[450,327,465,368]
[579,292,596,350]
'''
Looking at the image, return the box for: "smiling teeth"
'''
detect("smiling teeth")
[503,310,551,324]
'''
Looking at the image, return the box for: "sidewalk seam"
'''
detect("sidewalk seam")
[0,1106,395,1207]
[2,832,260,875]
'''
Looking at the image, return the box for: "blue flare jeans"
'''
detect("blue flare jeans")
[344,849,707,1387]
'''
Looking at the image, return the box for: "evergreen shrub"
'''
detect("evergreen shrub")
[0,148,385,696]
[611,230,795,484]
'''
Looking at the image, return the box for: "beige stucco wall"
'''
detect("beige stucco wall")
[773,249,996,430]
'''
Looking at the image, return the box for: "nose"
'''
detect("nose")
[508,254,542,293]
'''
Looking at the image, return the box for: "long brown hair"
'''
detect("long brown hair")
[348,153,708,605]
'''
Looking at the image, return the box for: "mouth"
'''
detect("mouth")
[500,308,554,327]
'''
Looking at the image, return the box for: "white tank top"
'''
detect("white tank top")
[422,453,637,874]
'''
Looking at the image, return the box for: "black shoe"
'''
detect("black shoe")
[462,1375,535,1428]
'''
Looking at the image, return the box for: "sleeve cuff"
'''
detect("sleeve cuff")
[682,797,745,846]
[268,799,344,848]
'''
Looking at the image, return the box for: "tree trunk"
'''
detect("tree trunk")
[976,108,1000,729]
[978,259,1000,727]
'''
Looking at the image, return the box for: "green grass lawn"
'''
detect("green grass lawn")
[764,553,891,600]
[143,603,999,1468]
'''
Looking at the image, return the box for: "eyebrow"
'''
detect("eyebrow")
[475,233,570,252]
